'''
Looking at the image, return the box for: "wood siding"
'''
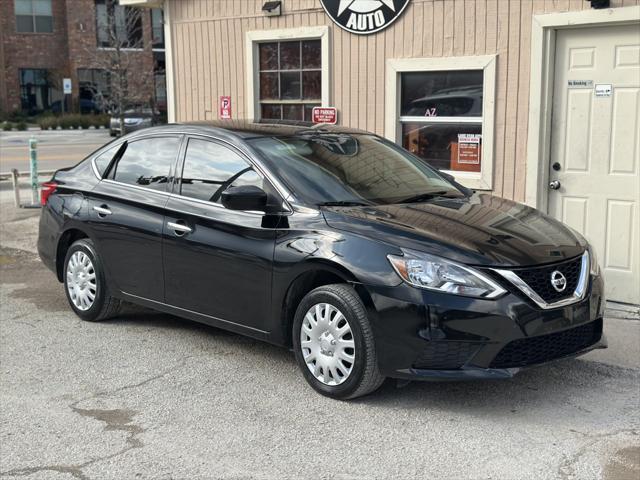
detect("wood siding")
[167,0,639,201]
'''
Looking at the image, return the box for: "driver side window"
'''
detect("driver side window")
[180,138,264,204]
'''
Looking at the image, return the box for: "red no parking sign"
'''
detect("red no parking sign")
[219,96,231,119]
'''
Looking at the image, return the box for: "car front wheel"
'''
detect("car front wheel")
[293,284,385,399]
[63,238,121,322]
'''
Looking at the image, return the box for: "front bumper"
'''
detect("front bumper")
[363,274,606,380]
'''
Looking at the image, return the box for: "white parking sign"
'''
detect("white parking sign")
[63,78,72,94]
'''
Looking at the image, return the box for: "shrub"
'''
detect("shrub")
[2,122,13,131]
[7,111,27,123]
[77,116,92,129]
[92,114,110,128]
[38,116,58,130]
[58,115,76,129]
[16,122,27,131]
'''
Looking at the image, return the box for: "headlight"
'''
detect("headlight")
[387,250,506,299]
[588,246,600,276]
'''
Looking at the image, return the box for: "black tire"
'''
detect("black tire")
[109,130,116,137]
[63,238,121,322]
[292,284,385,400]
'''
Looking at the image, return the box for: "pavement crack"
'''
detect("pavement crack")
[71,356,193,406]
[0,465,89,480]
[1,359,191,479]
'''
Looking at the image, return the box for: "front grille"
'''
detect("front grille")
[413,341,482,370]
[489,319,602,368]
[515,255,583,303]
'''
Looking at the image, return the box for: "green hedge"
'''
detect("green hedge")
[37,114,110,130]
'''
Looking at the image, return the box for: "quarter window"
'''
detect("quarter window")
[400,70,484,173]
[15,0,53,33]
[180,139,263,203]
[94,144,120,175]
[258,40,321,121]
[110,137,180,191]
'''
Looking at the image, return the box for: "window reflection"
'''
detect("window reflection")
[180,139,264,203]
[111,137,180,190]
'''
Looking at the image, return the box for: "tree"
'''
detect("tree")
[84,1,158,133]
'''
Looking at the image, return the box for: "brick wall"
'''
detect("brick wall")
[0,0,69,113]
[0,0,158,115]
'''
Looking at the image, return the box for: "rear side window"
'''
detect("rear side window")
[94,144,120,176]
[110,137,181,191]
[180,138,264,203]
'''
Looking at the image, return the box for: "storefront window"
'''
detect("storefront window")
[400,70,483,173]
[258,40,321,121]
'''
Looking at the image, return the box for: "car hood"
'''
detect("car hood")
[321,193,586,267]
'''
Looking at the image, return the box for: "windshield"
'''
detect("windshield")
[249,133,462,206]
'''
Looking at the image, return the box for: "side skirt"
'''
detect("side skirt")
[119,291,272,343]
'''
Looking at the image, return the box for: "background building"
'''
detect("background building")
[0,0,166,115]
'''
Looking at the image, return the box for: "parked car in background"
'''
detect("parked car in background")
[109,107,162,136]
[38,121,606,400]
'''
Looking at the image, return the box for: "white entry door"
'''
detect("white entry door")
[549,24,640,305]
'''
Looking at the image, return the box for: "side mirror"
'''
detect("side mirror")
[221,185,268,211]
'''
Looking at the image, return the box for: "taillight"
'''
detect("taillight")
[40,181,58,206]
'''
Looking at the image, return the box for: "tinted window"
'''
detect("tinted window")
[94,144,120,175]
[400,70,483,117]
[180,139,263,203]
[111,137,180,191]
[249,134,458,206]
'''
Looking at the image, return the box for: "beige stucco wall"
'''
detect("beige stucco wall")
[166,0,639,202]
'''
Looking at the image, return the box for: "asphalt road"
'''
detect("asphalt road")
[0,188,639,480]
[0,130,112,173]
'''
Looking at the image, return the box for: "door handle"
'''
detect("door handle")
[167,221,192,235]
[549,180,561,190]
[93,205,112,217]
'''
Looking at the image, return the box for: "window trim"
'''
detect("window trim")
[385,55,497,191]
[245,26,330,121]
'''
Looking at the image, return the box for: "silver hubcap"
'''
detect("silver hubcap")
[300,303,355,386]
[66,251,97,311]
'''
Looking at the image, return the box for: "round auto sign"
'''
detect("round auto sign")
[320,0,411,35]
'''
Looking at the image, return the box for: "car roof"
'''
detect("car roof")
[125,120,372,144]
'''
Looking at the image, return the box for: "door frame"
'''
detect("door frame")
[525,6,640,212]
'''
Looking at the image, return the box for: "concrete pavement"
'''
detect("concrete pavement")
[0,194,638,479]
[0,130,112,173]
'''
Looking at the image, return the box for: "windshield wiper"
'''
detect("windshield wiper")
[318,200,369,207]
[399,191,460,203]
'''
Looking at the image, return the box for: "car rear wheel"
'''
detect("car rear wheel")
[63,239,121,322]
[293,284,385,399]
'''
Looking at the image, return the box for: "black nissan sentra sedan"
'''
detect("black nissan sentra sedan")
[38,121,606,399]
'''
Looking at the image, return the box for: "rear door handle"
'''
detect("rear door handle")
[167,221,192,235]
[93,205,112,217]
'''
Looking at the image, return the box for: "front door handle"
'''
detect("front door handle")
[167,221,192,235]
[549,180,561,190]
[93,205,112,217]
